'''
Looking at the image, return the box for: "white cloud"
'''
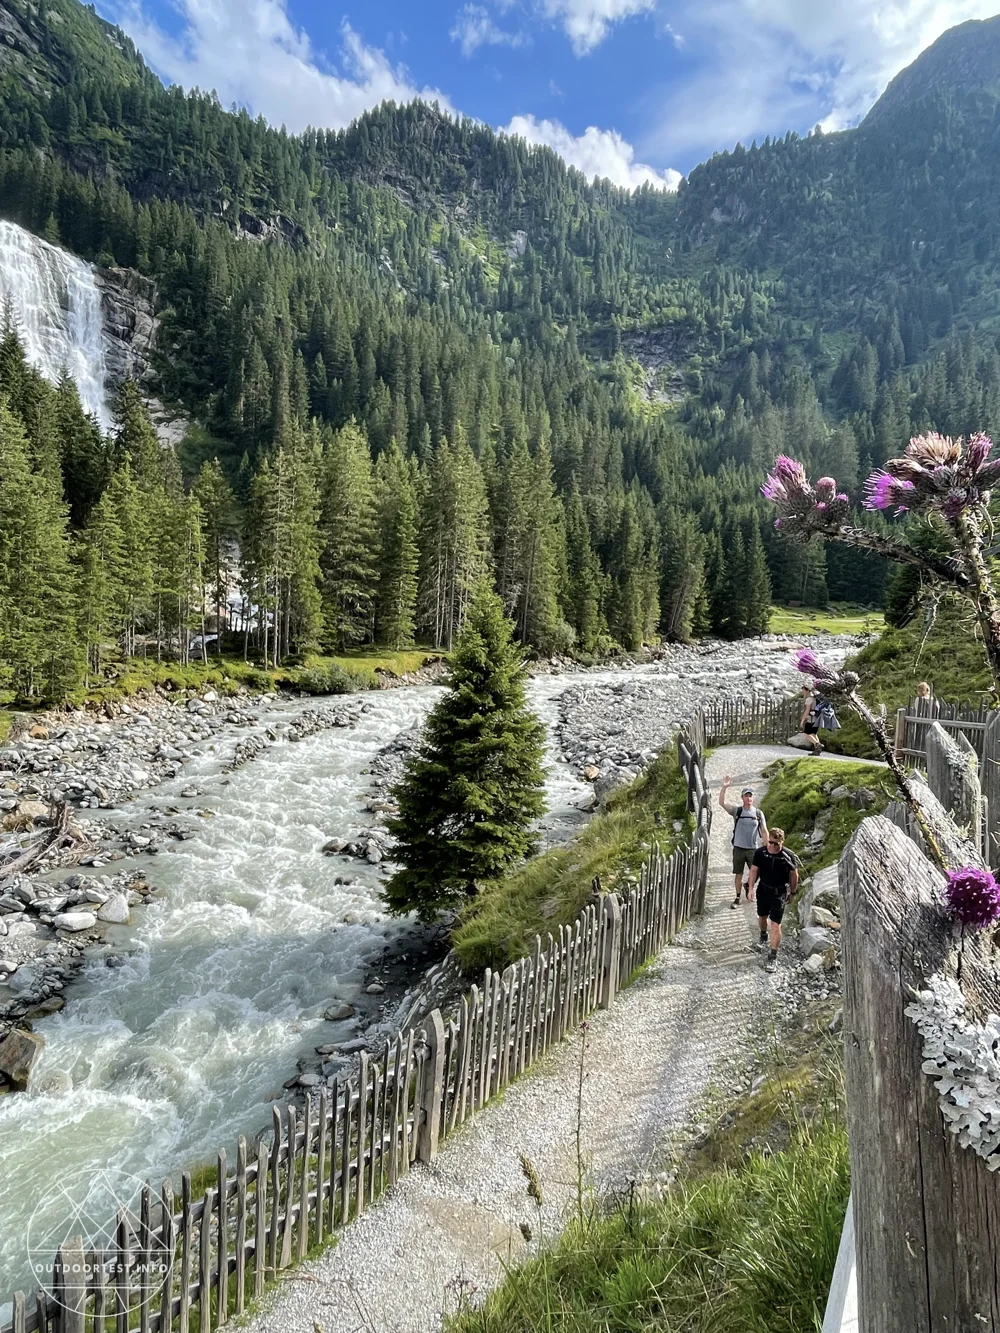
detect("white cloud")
[539,0,656,54]
[642,0,1000,162]
[107,0,454,132]
[450,4,527,56]
[504,113,682,189]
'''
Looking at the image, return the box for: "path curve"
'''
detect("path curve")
[241,745,857,1333]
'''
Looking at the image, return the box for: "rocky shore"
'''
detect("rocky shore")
[0,688,373,1089]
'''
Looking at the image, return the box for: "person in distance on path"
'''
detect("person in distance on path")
[747,828,799,973]
[719,776,768,908]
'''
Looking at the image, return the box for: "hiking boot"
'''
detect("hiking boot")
[765,949,779,973]
[730,896,741,909]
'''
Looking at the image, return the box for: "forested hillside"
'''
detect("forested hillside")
[0,0,999,697]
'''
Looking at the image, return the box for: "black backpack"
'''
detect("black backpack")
[731,805,762,846]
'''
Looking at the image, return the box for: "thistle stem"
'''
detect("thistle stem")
[953,508,1000,704]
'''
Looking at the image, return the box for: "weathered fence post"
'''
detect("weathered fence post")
[925,720,982,834]
[599,894,622,1009]
[841,816,1000,1331]
[416,1010,446,1163]
[54,1236,86,1333]
[981,711,1000,869]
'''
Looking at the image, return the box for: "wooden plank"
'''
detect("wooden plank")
[158,1181,175,1333]
[842,817,1000,1332]
[401,1031,416,1171]
[279,1105,296,1270]
[12,1293,25,1333]
[266,1108,281,1278]
[115,1210,129,1333]
[339,1081,353,1226]
[451,996,471,1131]
[252,1144,267,1301]
[377,1043,391,1193]
[367,1057,381,1205]
[138,1184,153,1333]
[315,1090,329,1249]
[234,1140,248,1317]
[328,1081,341,1234]
[298,1097,312,1260]
[355,1055,370,1219]
[197,1189,214,1333]
[215,1151,228,1327]
[179,1177,193,1333]
[92,1255,107,1333]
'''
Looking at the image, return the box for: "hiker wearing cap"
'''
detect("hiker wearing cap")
[719,776,768,908]
[747,828,800,972]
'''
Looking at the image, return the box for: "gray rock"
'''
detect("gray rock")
[365,842,383,865]
[321,838,347,855]
[0,1028,44,1089]
[297,1072,320,1088]
[53,910,98,933]
[850,787,879,810]
[799,925,837,958]
[97,894,130,924]
[365,981,385,995]
[807,905,839,930]
[323,1002,355,1022]
[334,1038,368,1054]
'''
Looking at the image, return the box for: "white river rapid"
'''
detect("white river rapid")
[0,671,617,1300]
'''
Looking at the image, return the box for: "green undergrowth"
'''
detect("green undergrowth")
[4,649,439,714]
[821,600,993,759]
[446,1008,848,1333]
[760,757,896,874]
[452,746,694,974]
[768,601,883,637]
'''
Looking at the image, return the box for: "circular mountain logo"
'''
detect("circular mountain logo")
[26,1168,172,1314]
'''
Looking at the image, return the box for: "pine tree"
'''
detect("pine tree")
[384,587,546,918]
[0,400,81,697]
[319,421,378,650]
[193,457,239,652]
[374,439,419,648]
[742,519,773,636]
[419,431,491,649]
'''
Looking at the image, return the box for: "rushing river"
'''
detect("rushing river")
[0,672,609,1299]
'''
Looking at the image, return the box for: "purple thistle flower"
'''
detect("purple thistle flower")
[965,432,994,475]
[815,477,837,502]
[794,649,824,677]
[944,867,1000,930]
[761,477,787,502]
[835,492,849,504]
[864,472,915,514]
[772,455,808,487]
[908,432,961,466]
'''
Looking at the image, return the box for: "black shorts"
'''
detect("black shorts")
[803,722,819,735]
[756,886,788,923]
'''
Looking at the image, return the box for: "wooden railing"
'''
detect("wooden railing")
[2,715,715,1333]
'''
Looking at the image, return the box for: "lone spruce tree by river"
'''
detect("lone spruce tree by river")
[384,586,547,919]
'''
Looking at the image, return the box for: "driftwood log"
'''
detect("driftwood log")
[841,816,1000,1332]
[0,802,73,881]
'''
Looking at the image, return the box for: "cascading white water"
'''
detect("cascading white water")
[0,674,609,1302]
[0,219,111,427]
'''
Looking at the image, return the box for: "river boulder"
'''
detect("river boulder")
[53,910,98,933]
[0,1028,44,1089]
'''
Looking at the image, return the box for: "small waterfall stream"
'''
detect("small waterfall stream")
[0,219,110,426]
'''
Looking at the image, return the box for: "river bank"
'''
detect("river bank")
[0,632,864,1300]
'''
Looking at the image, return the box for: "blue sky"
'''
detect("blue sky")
[103,0,1000,187]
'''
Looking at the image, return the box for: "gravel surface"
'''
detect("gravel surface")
[238,743,848,1333]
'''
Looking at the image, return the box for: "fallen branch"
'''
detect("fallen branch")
[0,802,73,882]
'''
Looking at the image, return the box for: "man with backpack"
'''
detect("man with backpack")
[747,828,800,972]
[719,776,768,908]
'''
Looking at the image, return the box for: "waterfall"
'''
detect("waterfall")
[0,219,111,428]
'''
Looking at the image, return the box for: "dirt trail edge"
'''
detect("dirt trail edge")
[240,744,847,1333]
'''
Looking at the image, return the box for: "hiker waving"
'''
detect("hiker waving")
[719,776,768,908]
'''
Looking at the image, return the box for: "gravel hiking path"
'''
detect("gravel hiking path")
[241,744,863,1333]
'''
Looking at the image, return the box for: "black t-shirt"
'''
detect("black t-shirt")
[752,846,799,892]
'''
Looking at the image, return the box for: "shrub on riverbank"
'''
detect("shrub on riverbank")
[445,1018,848,1333]
[452,747,693,973]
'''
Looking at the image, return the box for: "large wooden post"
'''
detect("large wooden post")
[841,817,1000,1331]
[599,894,622,1009]
[416,1010,446,1163]
[55,1236,87,1333]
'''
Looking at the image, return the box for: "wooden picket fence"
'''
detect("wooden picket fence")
[2,716,715,1333]
[703,693,802,747]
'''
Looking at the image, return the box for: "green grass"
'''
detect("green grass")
[821,598,993,759]
[768,602,884,637]
[452,747,693,974]
[446,1105,847,1333]
[2,648,441,713]
[759,757,896,873]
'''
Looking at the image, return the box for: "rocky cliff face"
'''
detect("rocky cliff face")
[94,264,157,385]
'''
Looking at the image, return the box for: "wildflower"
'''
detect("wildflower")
[761,457,851,535]
[864,472,915,515]
[944,867,1000,930]
[866,432,1000,521]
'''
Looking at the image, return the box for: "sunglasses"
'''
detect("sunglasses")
[767,840,782,847]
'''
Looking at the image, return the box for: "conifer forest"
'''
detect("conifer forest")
[2,0,1000,698]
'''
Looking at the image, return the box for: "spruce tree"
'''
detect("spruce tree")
[318,421,378,651]
[384,587,546,919]
[194,457,239,652]
[374,439,419,648]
